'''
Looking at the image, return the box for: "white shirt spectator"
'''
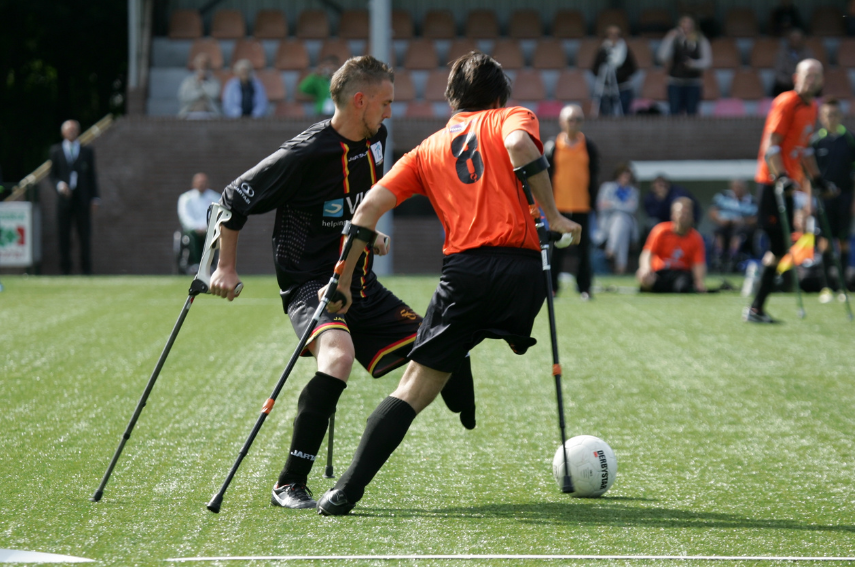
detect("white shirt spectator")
[178,188,220,232]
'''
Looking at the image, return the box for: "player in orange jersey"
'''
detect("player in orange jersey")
[315,51,580,515]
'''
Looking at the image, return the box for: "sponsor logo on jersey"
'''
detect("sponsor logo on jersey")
[370,141,384,164]
[348,151,368,162]
[346,193,363,214]
[323,198,344,217]
[235,182,255,204]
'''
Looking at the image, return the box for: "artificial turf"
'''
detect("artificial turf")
[1,274,853,566]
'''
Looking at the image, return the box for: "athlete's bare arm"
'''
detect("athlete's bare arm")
[764,132,788,181]
[210,226,242,301]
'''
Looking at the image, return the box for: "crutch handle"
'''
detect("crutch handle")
[548,231,574,248]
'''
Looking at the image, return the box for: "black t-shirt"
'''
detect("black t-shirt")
[220,119,387,291]
[811,126,855,194]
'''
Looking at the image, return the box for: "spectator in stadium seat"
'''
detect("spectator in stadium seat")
[657,15,711,116]
[772,28,813,96]
[637,197,707,293]
[708,178,758,273]
[544,104,599,298]
[770,0,804,36]
[177,172,220,270]
[595,164,639,275]
[643,174,701,230]
[299,55,340,116]
[223,59,268,118]
[591,25,637,116]
[178,53,221,118]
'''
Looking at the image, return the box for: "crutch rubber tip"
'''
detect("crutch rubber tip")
[90,490,103,502]
[798,309,806,319]
[206,495,223,514]
[323,466,335,479]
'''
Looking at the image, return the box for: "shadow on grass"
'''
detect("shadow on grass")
[351,501,855,533]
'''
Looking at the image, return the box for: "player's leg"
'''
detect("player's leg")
[575,212,593,297]
[746,184,787,322]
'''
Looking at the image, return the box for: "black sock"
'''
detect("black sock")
[440,355,476,429]
[278,372,346,487]
[822,251,837,290]
[752,264,778,312]
[335,396,416,503]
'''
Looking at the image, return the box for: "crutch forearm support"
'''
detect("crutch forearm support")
[191,204,242,297]
[514,157,573,249]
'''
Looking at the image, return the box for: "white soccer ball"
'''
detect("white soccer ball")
[552,435,617,497]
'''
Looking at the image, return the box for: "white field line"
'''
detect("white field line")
[165,554,855,562]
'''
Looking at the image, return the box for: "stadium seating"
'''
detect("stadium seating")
[253,10,287,40]
[232,39,266,69]
[823,68,854,99]
[749,38,780,68]
[492,40,525,70]
[392,10,414,39]
[554,69,590,101]
[187,38,223,70]
[423,10,456,39]
[445,39,478,66]
[627,38,653,69]
[274,41,309,70]
[638,9,672,38]
[595,8,630,37]
[296,10,329,39]
[730,69,767,99]
[339,10,369,39]
[465,9,499,39]
[509,10,542,39]
[211,10,246,39]
[512,69,546,101]
[275,101,306,117]
[424,69,450,101]
[723,8,758,37]
[403,40,439,70]
[531,40,567,69]
[319,39,352,64]
[393,71,416,102]
[711,38,742,68]
[713,98,747,116]
[838,38,855,67]
[553,10,586,39]
[257,68,286,101]
[169,9,203,39]
[811,6,845,36]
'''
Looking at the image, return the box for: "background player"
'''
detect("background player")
[637,197,707,293]
[315,51,580,516]
[209,55,474,510]
[746,58,835,323]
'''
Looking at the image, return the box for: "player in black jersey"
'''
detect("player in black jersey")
[209,56,475,510]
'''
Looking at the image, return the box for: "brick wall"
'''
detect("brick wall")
[29,115,853,275]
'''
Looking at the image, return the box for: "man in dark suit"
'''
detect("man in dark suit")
[49,120,99,274]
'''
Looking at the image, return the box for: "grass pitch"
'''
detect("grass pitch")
[1,274,854,566]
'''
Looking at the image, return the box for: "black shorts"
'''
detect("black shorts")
[282,278,422,378]
[822,191,853,241]
[408,247,546,373]
[757,183,794,257]
[648,269,695,293]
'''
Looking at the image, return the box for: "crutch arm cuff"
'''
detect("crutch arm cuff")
[513,155,550,182]
[342,221,378,247]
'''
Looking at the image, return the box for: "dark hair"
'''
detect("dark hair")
[822,97,840,107]
[445,51,512,111]
[329,55,394,107]
[613,163,635,183]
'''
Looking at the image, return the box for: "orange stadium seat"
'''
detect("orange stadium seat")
[555,69,590,101]
[491,40,525,70]
[730,69,767,99]
[532,39,567,69]
[553,10,586,39]
[211,10,246,39]
[319,39,352,64]
[253,10,287,39]
[339,10,369,39]
[638,9,672,38]
[711,38,742,68]
[750,38,780,68]
[274,41,310,71]
[552,10,588,39]
[702,69,720,100]
[640,69,668,101]
[232,39,266,69]
[537,100,565,118]
[595,9,630,38]
[837,38,855,67]
[257,69,286,102]
[723,8,757,37]
[445,39,478,66]
[405,101,437,118]
[187,39,224,70]
[465,9,499,39]
[423,10,456,39]
[811,6,845,37]
[424,69,450,101]
[275,102,306,117]
[627,38,653,69]
[713,99,746,116]
[823,68,854,99]
[805,37,829,68]
[297,10,329,39]
[512,70,546,101]
[575,38,599,69]
[214,70,234,97]
[509,10,542,39]
[392,10,414,39]
[169,9,203,39]
[393,71,416,102]
[403,40,439,70]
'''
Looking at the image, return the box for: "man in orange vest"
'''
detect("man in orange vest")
[544,104,599,299]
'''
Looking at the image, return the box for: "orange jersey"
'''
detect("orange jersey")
[644,221,705,271]
[755,91,817,186]
[551,132,591,213]
[379,106,543,255]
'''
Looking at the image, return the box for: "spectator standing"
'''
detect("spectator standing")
[177,172,220,270]
[595,164,639,275]
[769,0,804,37]
[591,25,637,116]
[643,174,701,229]
[49,120,99,275]
[772,29,813,96]
[709,178,758,273]
[637,197,707,293]
[657,15,711,116]
[299,55,340,116]
[544,104,599,298]
[223,59,268,118]
[811,98,855,288]
[178,53,221,118]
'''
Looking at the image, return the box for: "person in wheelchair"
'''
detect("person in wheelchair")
[177,172,220,274]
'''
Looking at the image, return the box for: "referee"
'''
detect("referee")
[316,51,580,515]
[746,58,835,323]
[209,56,475,509]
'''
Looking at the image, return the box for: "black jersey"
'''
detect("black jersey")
[220,120,387,291]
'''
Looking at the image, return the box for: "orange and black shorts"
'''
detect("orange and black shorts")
[282,278,422,378]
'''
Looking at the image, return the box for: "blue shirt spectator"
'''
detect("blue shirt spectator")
[223,59,268,118]
[644,175,701,227]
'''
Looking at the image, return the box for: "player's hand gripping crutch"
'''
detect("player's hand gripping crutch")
[773,177,806,319]
[814,189,854,322]
[91,204,242,502]
[514,156,577,493]
[206,222,368,513]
